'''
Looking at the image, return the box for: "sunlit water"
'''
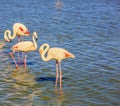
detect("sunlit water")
[0,0,120,105]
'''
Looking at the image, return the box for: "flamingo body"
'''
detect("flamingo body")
[13,23,30,36]
[39,44,75,62]
[47,48,74,62]
[12,41,36,53]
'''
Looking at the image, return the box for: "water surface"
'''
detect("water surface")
[0,0,120,105]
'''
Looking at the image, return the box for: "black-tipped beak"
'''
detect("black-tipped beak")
[36,38,38,41]
[4,40,12,43]
[9,40,12,43]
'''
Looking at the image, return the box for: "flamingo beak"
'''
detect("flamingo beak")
[4,39,12,43]
[25,31,30,35]
[36,38,38,41]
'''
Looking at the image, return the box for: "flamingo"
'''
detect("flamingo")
[4,23,30,61]
[4,23,30,42]
[39,43,75,90]
[10,32,38,69]
[56,0,63,9]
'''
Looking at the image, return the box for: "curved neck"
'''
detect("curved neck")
[4,30,16,40]
[40,44,52,62]
[32,35,37,50]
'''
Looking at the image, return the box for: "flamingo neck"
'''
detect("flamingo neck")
[4,30,16,40]
[40,44,52,62]
[32,35,37,50]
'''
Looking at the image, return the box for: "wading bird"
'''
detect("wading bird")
[4,23,30,42]
[4,23,30,61]
[56,0,63,9]
[39,43,75,91]
[10,32,38,69]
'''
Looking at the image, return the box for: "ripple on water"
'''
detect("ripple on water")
[0,0,120,105]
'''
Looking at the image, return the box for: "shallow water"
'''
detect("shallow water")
[0,0,120,105]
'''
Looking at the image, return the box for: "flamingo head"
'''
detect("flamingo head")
[39,45,44,54]
[39,48,43,54]
[4,35,11,42]
[39,44,49,55]
[4,30,12,42]
[13,23,30,36]
[33,32,38,41]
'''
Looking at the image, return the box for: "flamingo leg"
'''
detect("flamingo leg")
[59,62,63,91]
[18,36,21,42]
[18,51,21,63]
[18,36,21,63]
[24,53,27,69]
[55,61,59,88]
[10,52,19,68]
[21,37,24,59]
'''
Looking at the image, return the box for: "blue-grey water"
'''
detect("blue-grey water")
[0,0,120,105]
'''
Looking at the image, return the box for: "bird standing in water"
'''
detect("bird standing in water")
[39,43,75,91]
[4,23,30,61]
[4,23,30,42]
[10,32,38,69]
[56,0,63,9]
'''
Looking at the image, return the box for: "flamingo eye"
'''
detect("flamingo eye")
[19,27,24,31]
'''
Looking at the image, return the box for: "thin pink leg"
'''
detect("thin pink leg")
[59,62,63,91]
[55,61,59,88]
[18,36,21,42]
[21,37,24,59]
[18,36,21,63]
[10,52,19,68]
[24,53,27,69]
[18,51,21,63]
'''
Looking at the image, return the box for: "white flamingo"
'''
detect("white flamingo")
[4,23,30,42]
[39,43,75,90]
[10,32,38,69]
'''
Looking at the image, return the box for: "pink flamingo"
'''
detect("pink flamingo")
[39,43,75,91]
[56,0,63,9]
[4,23,30,42]
[10,32,38,69]
[4,23,30,61]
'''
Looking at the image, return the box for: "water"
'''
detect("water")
[0,0,120,105]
